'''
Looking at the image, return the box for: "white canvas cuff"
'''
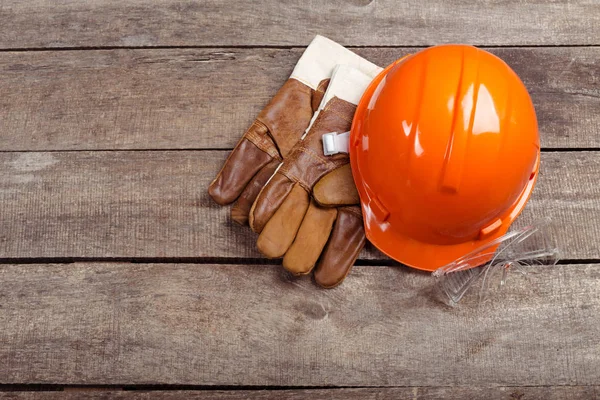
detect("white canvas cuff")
[319,64,377,108]
[290,35,382,90]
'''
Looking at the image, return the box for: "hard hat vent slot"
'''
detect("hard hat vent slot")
[369,197,390,222]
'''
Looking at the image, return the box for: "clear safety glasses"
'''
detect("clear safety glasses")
[433,220,559,306]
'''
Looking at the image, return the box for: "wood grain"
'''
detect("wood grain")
[0,151,598,260]
[2,386,600,399]
[1,0,599,48]
[1,0,598,393]
[0,47,598,151]
[0,262,599,385]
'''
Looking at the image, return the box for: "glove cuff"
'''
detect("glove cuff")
[290,35,382,90]
[319,64,376,108]
[304,64,377,136]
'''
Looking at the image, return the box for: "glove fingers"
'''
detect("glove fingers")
[249,172,296,233]
[313,164,360,207]
[283,200,338,276]
[208,121,278,205]
[231,159,280,226]
[314,206,366,289]
[256,183,309,258]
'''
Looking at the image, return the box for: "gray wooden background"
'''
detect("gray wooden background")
[1,1,599,399]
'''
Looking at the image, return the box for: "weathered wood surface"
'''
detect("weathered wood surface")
[2,0,600,394]
[0,151,598,260]
[2,386,600,399]
[0,262,598,385]
[1,0,599,49]
[1,47,598,151]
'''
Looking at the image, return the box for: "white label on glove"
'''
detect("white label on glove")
[322,131,350,156]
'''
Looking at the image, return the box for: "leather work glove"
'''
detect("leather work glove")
[249,65,380,288]
[208,35,381,225]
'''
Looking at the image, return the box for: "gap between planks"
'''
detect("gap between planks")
[1,44,600,53]
[0,385,598,400]
[0,148,599,154]
[0,257,596,267]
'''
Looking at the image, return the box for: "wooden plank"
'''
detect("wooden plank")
[0,262,599,385]
[0,151,598,260]
[2,386,600,399]
[1,0,599,48]
[1,47,598,151]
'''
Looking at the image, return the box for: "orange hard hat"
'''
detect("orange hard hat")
[349,44,540,271]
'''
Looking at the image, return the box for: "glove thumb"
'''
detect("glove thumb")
[313,164,360,207]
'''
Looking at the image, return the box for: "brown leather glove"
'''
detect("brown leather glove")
[312,165,364,287]
[208,35,381,225]
[249,65,379,287]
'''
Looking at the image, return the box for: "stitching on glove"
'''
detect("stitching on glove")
[245,120,282,160]
[296,146,329,166]
[326,108,354,124]
[316,80,328,94]
[278,166,310,192]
